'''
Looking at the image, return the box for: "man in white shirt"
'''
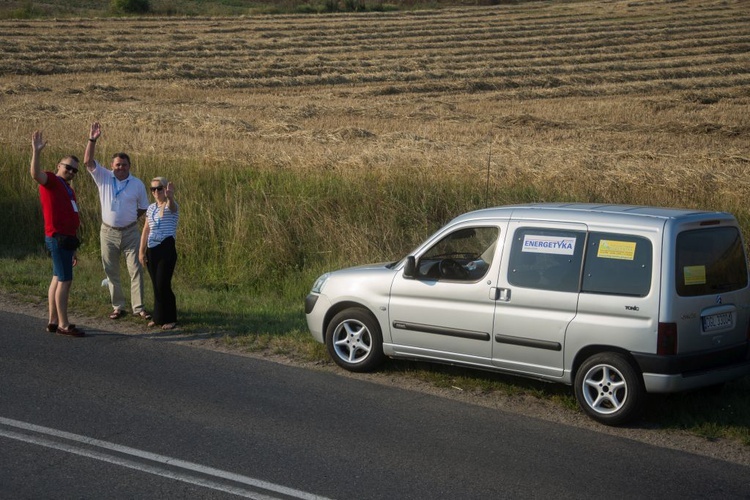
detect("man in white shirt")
[84,122,151,320]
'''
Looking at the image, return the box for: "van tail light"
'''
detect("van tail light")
[657,322,678,355]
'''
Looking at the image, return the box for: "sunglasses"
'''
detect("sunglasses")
[61,163,78,174]
[150,186,164,192]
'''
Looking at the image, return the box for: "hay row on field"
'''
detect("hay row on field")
[1,3,748,93]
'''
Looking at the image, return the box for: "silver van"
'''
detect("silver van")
[305,203,750,424]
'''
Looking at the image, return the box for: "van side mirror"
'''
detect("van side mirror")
[403,256,417,278]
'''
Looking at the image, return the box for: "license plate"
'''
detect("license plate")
[702,312,733,332]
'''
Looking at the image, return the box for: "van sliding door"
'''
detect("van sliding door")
[492,222,587,378]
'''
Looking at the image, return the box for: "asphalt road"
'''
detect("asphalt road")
[1,309,749,499]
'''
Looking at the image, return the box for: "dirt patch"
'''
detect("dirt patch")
[2,290,748,467]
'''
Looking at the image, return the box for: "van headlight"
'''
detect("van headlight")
[311,273,330,294]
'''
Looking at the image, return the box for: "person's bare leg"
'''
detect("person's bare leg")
[55,280,72,328]
[48,276,59,325]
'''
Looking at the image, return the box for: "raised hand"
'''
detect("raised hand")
[89,122,102,141]
[32,130,46,152]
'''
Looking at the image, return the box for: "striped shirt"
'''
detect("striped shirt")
[145,202,179,248]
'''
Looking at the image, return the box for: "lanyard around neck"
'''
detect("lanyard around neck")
[112,176,130,198]
[56,175,74,200]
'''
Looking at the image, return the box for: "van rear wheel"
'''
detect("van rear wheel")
[574,353,643,425]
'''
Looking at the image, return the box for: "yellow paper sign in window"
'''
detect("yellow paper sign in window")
[597,240,636,260]
[684,265,706,285]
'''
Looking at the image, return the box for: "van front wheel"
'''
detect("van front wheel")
[325,308,384,373]
[574,353,644,425]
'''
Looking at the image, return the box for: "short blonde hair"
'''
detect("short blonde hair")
[151,176,168,187]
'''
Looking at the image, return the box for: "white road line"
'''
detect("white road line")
[0,417,331,500]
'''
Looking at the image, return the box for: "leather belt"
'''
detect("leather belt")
[102,221,138,231]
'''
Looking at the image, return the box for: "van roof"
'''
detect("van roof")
[454,203,733,228]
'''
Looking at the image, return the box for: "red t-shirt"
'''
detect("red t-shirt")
[39,172,80,237]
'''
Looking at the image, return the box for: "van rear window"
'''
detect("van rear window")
[675,227,748,296]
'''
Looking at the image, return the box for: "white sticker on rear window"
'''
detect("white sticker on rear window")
[522,235,576,255]
[684,265,706,285]
[597,240,636,260]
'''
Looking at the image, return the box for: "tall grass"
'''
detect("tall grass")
[2,146,494,293]
[5,141,750,298]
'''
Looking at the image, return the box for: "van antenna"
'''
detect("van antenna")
[484,141,492,207]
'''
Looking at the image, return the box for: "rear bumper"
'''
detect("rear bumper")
[634,342,750,393]
[642,359,750,393]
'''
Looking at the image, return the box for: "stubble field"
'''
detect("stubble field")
[2,0,748,205]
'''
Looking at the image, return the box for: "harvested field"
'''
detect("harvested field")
[1,0,749,210]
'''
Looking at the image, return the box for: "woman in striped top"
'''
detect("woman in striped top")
[139,176,179,330]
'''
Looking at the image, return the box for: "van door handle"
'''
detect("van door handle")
[491,287,511,301]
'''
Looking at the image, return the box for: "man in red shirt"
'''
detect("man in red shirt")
[30,130,84,337]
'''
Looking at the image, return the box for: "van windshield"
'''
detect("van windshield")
[675,227,748,296]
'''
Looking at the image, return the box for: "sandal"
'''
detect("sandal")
[46,323,58,333]
[147,321,156,328]
[161,323,177,330]
[135,311,152,320]
[109,309,125,320]
[57,325,85,337]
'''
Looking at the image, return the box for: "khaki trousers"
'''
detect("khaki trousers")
[100,224,144,314]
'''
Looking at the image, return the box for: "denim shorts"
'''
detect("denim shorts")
[45,236,75,282]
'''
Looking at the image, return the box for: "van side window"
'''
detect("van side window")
[675,227,748,297]
[582,233,652,297]
[508,228,585,292]
[418,226,499,281]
